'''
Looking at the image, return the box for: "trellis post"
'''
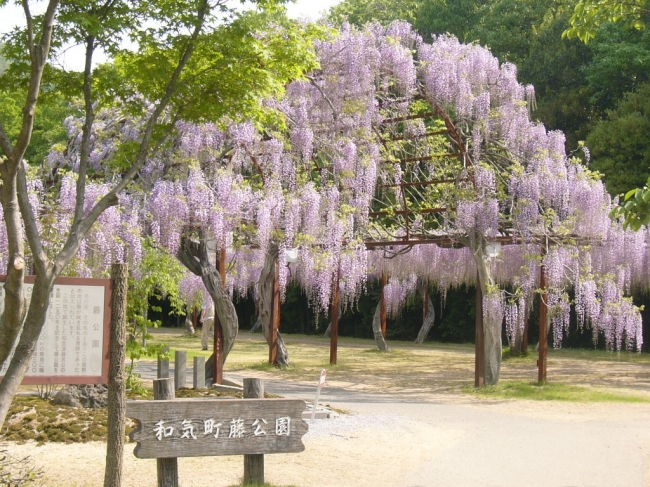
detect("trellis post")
[538,246,548,383]
[213,246,226,384]
[330,266,341,365]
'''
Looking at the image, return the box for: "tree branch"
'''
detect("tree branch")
[73,35,97,228]
[12,0,60,167]
[16,166,48,275]
[0,122,13,159]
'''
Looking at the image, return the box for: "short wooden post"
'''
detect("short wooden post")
[157,346,169,379]
[174,351,187,390]
[153,378,178,487]
[193,356,205,389]
[243,378,264,485]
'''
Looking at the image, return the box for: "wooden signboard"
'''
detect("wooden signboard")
[0,276,111,385]
[127,398,308,459]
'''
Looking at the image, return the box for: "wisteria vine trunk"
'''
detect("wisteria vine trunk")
[372,302,390,352]
[415,283,435,344]
[258,244,289,365]
[471,240,502,386]
[176,233,238,362]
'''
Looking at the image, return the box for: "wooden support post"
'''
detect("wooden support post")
[380,272,388,339]
[475,273,485,388]
[174,351,186,390]
[193,356,205,389]
[243,378,265,484]
[330,267,341,365]
[269,260,280,365]
[157,346,169,379]
[104,263,127,487]
[538,247,548,383]
[153,378,178,487]
[214,246,226,385]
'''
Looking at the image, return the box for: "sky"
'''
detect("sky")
[0,0,343,70]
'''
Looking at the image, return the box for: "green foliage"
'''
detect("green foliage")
[564,0,649,43]
[104,8,325,127]
[610,178,650,230]
[589,83,650,198]
[583,24,650,111]
[125,239,185,385]
[0,45,71,166]
[328,0,418,26]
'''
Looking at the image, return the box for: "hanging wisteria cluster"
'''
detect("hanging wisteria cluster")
[3,21,645,354]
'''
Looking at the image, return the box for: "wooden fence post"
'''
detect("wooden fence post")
[243,378,264,484]
[153,378,178,487]
[193,356,205,389]
[157,346,170,379]
[174,351,186,390]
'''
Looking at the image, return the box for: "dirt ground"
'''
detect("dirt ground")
[4,341,650,487]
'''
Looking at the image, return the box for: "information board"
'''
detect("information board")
[0,276,111,385]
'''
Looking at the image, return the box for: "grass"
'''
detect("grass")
[465,380,650,402]
[4,330,649,445]
[144,328,650,400]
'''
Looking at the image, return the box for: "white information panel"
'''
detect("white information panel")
[0,277,110,384]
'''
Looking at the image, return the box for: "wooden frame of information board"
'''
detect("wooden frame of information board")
[0,275,111,385]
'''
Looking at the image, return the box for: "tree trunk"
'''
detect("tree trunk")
[258,244,289,365]
[471,241,501,386]
[0,171,27,369]
[184,305,196,335]
[415,286,435,344]
[176,230,238,364]
[250,316,262,333]
[323,322,331,338]
[323,298,341,338]
[372,303,389,352]
[0,271,56,430]
[104,263,128,487]
[509,319,523,357]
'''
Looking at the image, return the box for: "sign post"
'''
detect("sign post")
[127,382,308,487]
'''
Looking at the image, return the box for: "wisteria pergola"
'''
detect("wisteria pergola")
[35,22,642,389]
[334,103,547,387]
[265,22,642,387]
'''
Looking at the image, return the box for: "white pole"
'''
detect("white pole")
[311,368,327,424]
